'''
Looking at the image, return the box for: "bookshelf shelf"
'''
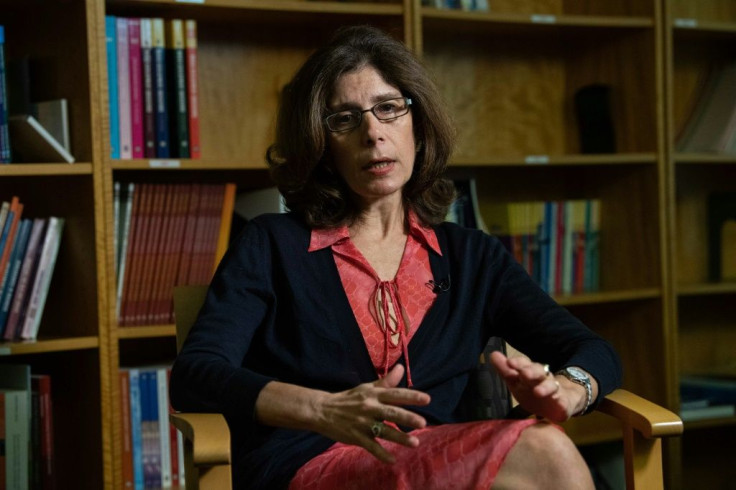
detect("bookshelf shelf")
[422,9,654,29]
[0,163,94,176]
[117,325,176,339]
[110,159,268,170]
[677,282,736,297]
[554,288,661,306]
[110,0,404,15]
[674,153,736,164]
[0,336,99,356]
[683,415,736,431]
[451,153,658,167]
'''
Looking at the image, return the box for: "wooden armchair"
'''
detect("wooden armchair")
[170,285,683,490]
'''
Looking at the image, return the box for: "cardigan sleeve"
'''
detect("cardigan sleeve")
[169,219,277,423]
[484,236,622,408]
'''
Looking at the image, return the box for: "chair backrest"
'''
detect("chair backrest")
[173,285,209,353]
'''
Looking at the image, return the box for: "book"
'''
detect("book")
[156,368,172,488]
[31,375,55,490]
[680,404,735,422]
[128,18,144,159]
[185,20,200,159]
[681,375,736,406]
[20,217,65,340]
[140,19,156,159]
[214,183,236,270]
[116,17,132,159]
[0,218,31,335]
[105,16,120,159]
[151,18,169,158]
[119,371,134,489]
[3,218,45,340]
[127,368,144,489]
[166,19,189,158]
[0,364,31,490]
[707,191,736,282]
[7,115,74,163]
[30,99,70,153]
[0,196,22,288]
[116,183,135,321]
[0,25,10,163]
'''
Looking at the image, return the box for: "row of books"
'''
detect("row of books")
[1,365,55,490]
[677,60,736,154]
[0,197,65,341]
[105,17,200,160]
[481,199,601,295]
[119,366,183,489]
[0,26,9,163]
[114,182,235,326]
[422,0,489,10]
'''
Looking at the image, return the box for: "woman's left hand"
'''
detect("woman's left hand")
[489,351,587,422]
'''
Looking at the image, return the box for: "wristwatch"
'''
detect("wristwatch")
[557,366,593,416]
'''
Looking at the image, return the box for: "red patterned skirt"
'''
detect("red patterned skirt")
[289,418,540,490]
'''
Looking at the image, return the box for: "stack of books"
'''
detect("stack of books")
[423,0,489,11]
[114,182,235,326]
[105,17,200,160]
[0,196,65,341]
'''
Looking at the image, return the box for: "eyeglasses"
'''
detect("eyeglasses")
[325,97,412,132]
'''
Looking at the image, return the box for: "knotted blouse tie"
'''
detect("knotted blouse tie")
[370,279,413,387]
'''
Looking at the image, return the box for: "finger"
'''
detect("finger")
[375,364,405,388]
[374,405,427,430]
[377,388,431,407]
[533,377,561,398]
[361,435,397,464]
[379,424,421,449]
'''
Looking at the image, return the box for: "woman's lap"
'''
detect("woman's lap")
[289,418,541,490]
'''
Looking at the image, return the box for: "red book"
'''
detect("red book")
[137,184,167,324]
[147,185,174,324]
[128,18,145,159]
[119,370,134,489]
[121,184,150,326]
[0,197,22,282]
[185,20,200,159]
[32,375,55,490]
[176,184,201,286]
[166,368,179,487]
[554,200,565,295]
[164,185,191,322]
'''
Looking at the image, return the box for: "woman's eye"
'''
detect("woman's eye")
[335,113,357,124]
[376,102,398,115]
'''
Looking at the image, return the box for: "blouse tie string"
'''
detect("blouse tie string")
[371,280,413,388]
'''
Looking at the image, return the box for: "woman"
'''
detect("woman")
[170,25,622,489]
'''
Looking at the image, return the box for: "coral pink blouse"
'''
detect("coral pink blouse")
[308,210,441,386]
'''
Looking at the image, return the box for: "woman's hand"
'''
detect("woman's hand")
[489,351,589,422]
[254,364,430,464]
[313,364,431,463]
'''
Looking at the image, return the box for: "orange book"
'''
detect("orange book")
[0,197,23,284]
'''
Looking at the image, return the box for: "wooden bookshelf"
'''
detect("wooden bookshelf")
[6,0,720,487]
[664,1,736,489]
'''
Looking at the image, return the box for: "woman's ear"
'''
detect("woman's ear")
[415,140,423,153]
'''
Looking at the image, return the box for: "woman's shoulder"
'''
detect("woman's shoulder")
[435,221,510,260]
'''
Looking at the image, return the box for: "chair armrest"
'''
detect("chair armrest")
[170,413,231,465]
[596,389,683,438]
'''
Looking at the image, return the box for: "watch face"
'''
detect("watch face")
[566,367,588,381]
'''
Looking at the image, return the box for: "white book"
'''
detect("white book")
[8,114,74,163]
[116,183,135,320]
[117,17,132,159]
[2,390,30,490]
[20,217,65,340]
[32,98,71,152]
[156,368,172,488]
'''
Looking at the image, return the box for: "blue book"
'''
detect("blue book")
[128,368,144,490]
[151,19,170,158]
[0,25,11,163]
[147,369,162,488]
[0,218,31,333]
[105,16,120,159]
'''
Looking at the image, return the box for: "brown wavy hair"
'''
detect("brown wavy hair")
[266,25,456,228]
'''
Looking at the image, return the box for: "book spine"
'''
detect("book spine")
[156,368,172,488]
[128,18,144,159]
[32,375,55,490]
[128,369,144,490]
[140,19,156,159]
[0,198,23,303]
[3,218,45,340]
[106,17,121,159]
[185,20,200,159]
[116,183,135,322]
[0,25,12,163]
[0,219,31,334]
[166,368,179,487]
[151,18,169,158]
[116,17,132,160]
[137,184,166,325]
[167,19,189,159]
[20,217,65,340]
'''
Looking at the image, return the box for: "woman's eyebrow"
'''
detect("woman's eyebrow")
[329,92,403,112]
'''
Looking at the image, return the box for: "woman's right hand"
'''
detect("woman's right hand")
[313,364,431,463]
[254,364,430,464]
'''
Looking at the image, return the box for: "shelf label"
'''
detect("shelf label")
[149,159,181,169]
[525,155,550,165]
[530,14,557,24]
[177,0,205,3]
[674,18,698,28]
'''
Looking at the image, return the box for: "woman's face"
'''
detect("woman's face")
[326,65,416,208]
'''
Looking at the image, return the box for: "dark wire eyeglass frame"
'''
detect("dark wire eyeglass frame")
[324,97,413,132]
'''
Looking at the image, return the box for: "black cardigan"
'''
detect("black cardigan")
[170,213,622,489]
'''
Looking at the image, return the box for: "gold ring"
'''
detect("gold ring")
[371,421,386,438]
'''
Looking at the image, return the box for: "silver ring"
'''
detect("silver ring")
[542,364,551,376]
[371,421,386,438]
